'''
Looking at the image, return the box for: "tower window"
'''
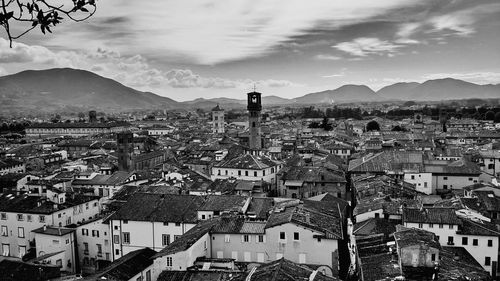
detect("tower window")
[252,122,256,128]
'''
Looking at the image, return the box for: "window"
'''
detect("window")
[462,237,468,245]
[443,177,448,180]
[175,222,181,227]
[418,223,423,228]
[146,270,151,281]
[162,234,170,246]
[429,223,433,228]
[123,220,128,224]
[115,249,120,255]
[163,222,169,226]
[294,232,300,241]
[258,235,264,243]
[122,232,130,244]
[447,236,454,245]
[1,244,9,256]
[254,171,257,177]
[263,170,266,176]
[97,244,102,256]
[411,175,415,180]
[279,232,285,240]
[39,215,45,223]
[83,242,89,254]
[473,239,478,246]
[439,224,443,229]
[243,234,249,242]
[166,257,173,267]
[488,240,493,247]
[449,224,453,229]
[238,170,241,176]
[0,213,6,220]
[431,254,436,261]
[92,230,99,237]
[245,171,248,176]
[17,214,23,221]
[1,226,7,237]
[17,227,24,238]
[224,235,230,243]
[485,257,491,266]
[114,226,119,230]
[18,246,26,258]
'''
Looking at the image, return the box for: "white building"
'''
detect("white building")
[108,193,204,260]
[0,193,101,259]
[403,207,499,275]
[212,104,225,134]
[75,217,112,274]
[211,154,281,184]
[33,226,77,273]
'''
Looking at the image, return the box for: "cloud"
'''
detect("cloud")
[41,0,422,65]
[0,39,297,91]
[423,72,500,84]
[314,54,341,61]
[428,3,500,37]
[333,37,400,57]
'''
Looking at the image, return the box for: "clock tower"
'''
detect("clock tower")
[247,91,262,150]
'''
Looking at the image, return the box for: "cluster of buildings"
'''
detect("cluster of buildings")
[0,92,499,281]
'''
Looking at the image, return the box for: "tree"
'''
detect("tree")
[77,112,85,121]
[392,125,404,132]
[495,112,500,123]
[366,120,380,131]
[1,0,96,47]
[485,111,495,121]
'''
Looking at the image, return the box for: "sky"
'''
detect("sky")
[1,0,500,101]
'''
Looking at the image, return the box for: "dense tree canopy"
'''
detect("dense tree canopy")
[0,0,96,47]
[366,120,380,131]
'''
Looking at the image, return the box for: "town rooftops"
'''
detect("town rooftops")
[424,159,481,175]
[28,121,130,129]
[109,193,204,223]
[210,216,266,234]
[457,218,500,237]
[0,158,24,169]
[403,207,462,225]
[72,171,131,186]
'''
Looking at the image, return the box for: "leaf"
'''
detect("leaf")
[40,25,45,34]
[80,7,89,12]
[32,20,38,27]
[45,25,52,33]
[6,12,13,20]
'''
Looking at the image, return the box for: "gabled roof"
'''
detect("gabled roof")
[214,154,278,170]
[198,195,248,212]
[154,219,216,257]
[403,207,461,225]
[87,248,156,281]
[265,205,343,239]
[348,151,423,173]
[394,227,441,249]
[233,258,338,281]
[109,193,204,223]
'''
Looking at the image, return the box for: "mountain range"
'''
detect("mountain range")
[0,68,498,113]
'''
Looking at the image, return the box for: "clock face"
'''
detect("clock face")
[251,95,257,103]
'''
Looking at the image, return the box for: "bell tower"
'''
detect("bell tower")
[247,91,262,150]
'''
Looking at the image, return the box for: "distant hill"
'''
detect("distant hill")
[377,78,500,101]
[0,68,179,113]
[294,85,379,104]
[180,95,294,109]
[1,68,497,114]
